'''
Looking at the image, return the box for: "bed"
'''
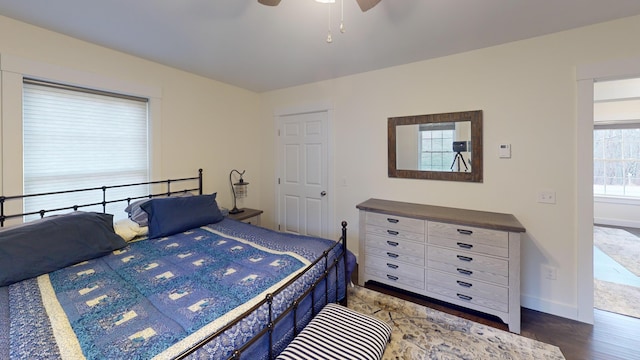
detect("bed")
[0,170,352,359]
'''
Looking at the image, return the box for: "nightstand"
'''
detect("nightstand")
[227,208,263,226]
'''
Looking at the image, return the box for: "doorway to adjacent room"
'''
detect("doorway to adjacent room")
[592,76,640,319]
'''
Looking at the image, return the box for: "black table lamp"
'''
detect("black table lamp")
[229,169,249,214]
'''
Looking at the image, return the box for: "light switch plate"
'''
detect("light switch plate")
[537,190,556,204]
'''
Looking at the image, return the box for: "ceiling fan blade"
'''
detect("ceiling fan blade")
[258,0,281,6]
[355,0,381,12]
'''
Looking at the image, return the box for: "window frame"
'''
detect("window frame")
[0,54,162,225]
[593,123,640,203]
[418,123,456,172]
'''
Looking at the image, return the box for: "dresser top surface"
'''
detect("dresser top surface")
[356,198,526,233]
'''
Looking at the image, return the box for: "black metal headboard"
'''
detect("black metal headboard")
[0,169,203,227]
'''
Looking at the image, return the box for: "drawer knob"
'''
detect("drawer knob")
[456,242,473,249]
[386,240,399,247]
[456,255,473,262]
[457,268,473,276]
[387,263,399,269]
[457,293,473,301]
[387,274,399,281]
[387,230,399,236]
[386,252,399,258]
[456,280,473,288]
[387,218,399,224]
[457,229,473,235]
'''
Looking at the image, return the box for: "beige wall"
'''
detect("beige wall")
[0,15,262,212]
[259,15,640,320]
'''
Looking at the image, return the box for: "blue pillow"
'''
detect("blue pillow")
[124,198,152,226]
[141,193,224,239]
[0,212,127,287]
[125,192,193,226]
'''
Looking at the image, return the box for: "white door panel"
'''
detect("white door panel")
[306,198,323,237]
[284,144,299,183]
[284,195,300,233]
[306,143,322,185]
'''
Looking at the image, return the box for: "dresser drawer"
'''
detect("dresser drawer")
[366,225,424,243]
[366,212,425,234]
[428,222,509,257]
[427,246,508,285]
[365,240,425,266]
[367,234,425,256]
[427,283,508,313]
[427,270,508,312]
[365,265,425,290]
[366,256,425,282]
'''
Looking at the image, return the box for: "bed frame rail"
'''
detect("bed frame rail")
[0,169,203,227]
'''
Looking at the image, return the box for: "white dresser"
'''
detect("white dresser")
[357,198,525,333]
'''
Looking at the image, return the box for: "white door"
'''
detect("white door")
[278,110,329,238]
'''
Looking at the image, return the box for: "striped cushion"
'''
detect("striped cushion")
[277,303,392,360]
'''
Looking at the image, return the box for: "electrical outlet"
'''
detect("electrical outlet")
[537,190,556,204]
[543,265,557,280]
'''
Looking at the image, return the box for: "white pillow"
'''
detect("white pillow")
[113,218,148,241]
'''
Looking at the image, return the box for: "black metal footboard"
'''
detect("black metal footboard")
[174,221,349,360]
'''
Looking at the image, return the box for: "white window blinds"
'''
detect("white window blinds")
[22,79,149,220]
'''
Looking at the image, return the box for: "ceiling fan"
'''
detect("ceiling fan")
[258,0,382,12]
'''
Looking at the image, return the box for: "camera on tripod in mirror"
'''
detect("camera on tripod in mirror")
[452,141,470,153]
[451,141,470,172]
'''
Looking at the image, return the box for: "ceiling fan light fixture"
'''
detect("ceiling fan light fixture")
[257,0,382,42]
[258,0,281,6]
[355,0,381,12]
[258,0,381,12]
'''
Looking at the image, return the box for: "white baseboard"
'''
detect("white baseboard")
[594,217,640,229]
[521,294,584,322]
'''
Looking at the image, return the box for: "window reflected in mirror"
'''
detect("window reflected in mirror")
[396,121,472,172]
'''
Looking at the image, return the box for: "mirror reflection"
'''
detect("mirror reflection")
[396,121,472,172]
[388,110,482,182]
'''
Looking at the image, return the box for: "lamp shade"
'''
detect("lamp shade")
[234,179,249,198]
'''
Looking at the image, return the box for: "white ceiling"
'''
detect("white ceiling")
[1,0,640,93]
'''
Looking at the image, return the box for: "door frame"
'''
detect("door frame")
[576,55,640,324]
[274,103,335,238]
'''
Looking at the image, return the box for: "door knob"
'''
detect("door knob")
[321,191,327,196]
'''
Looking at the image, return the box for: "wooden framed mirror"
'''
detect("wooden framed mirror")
[388,110,483,182]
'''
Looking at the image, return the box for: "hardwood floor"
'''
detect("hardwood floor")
[358,280,640,360]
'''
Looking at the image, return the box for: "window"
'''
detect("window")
[593,78,640,200]
[418,123,455,171]
[594,125,640,198]
[23,79,149,220]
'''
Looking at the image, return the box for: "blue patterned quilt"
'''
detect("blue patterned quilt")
[0,219,347,359]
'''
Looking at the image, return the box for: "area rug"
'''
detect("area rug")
[594,279,640,319]
[594,226,640,277]
[593,226,640,318]
[347,286,565,360]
